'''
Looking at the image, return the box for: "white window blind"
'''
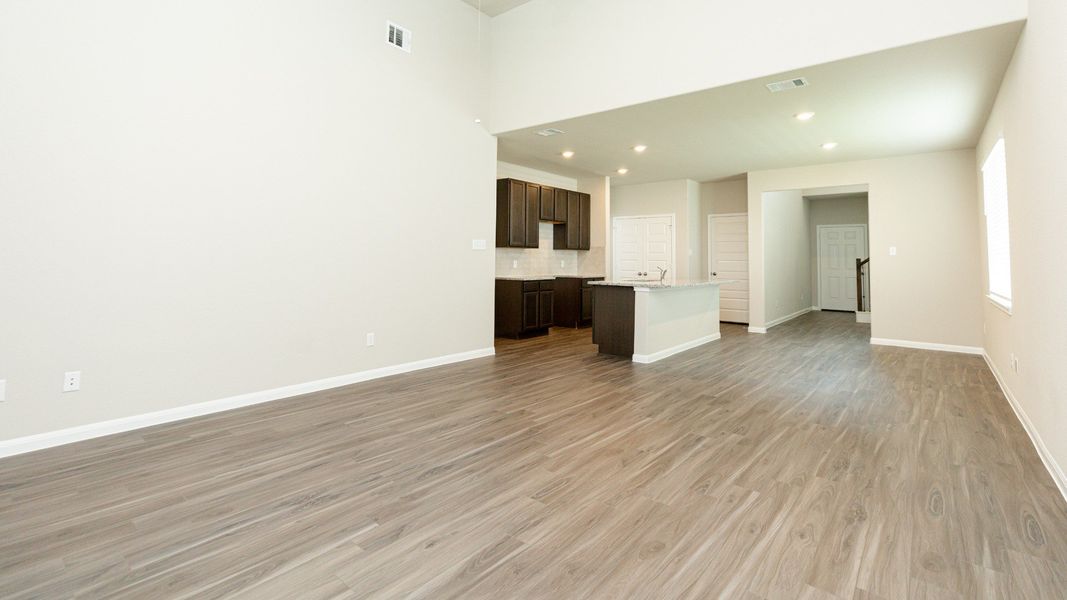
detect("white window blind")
[982,138,1012,310]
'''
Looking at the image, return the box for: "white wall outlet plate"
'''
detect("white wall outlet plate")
[889,246,897,256]
[471,239,487,250]
[366,333,375,347]
[512,260,518,269]
[63,371,81,392]
[0,379,6,402]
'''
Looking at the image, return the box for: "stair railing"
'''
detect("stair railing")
[856,257,870,312]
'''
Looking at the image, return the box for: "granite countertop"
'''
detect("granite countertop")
[496,275,606,281]
[589,279,735,289]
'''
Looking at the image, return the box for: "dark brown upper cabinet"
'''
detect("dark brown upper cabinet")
[554,188,568,222]
[496,179,540,248]
[496,179,526,248]
[539,185,555,221]
[524,183,539,248]
[553,191,590,250]
[497,178,590,250]
[579,192,591,250]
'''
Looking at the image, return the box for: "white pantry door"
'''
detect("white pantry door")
[818,225,868,312]
[612,216,674,280]
[709,214,749,323]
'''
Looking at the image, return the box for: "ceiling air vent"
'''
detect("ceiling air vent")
[386,21,412,52]
[535,128,566,137]
[765,77,809,92]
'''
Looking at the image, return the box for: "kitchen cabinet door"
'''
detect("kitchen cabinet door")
[525,183,540,248]
[539,185,555,221]
[539,290,554,327]
[522,291,539,330]
[579,193,591,250]
[495,179,526,248]
[566,191,581,249]
[554,188,568,222]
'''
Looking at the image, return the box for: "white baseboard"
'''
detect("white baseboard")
[747,326,768,334]
[855,311,871,324]
[811,306,821,311]
[0,347,496,459]
[983,353,1067,503]
[869,337,983,355]
[633,333,721,364]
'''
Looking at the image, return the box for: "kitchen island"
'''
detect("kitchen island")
[589,279,729,363]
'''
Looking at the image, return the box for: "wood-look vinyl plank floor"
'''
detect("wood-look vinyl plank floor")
[1,311,1065,599]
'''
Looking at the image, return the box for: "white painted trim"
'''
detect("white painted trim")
[632,333,721,364]
[748,326,768,334]
[811,306,822,311]
[855,311,871,324]
[612,214,676,281]
[869,338,982,355]
[0,347,496,459]
[982,353,1067,503]
[815,223,868,312]
[766,306,812,329]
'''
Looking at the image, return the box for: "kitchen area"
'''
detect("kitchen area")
[494,163,728,363]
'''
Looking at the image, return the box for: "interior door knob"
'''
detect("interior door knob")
[712,272,718,276]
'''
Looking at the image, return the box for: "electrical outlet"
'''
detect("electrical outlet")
[889,246,897,256]
[560,260,565,268]
[1011,353,1019,373]
[366,333,375,347]
[63,371,81,392]
[512,260,518,269]
[0,379,6,402]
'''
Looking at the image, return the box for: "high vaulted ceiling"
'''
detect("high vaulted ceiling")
[461,0,535,17]
[496,23,1023,184]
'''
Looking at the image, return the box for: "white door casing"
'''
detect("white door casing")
[817,224,868,312]
[708,213,749,324]
[612,215,675,281]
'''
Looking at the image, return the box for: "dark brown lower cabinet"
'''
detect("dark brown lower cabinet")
[496,279,554,338]
[553,277,603,328]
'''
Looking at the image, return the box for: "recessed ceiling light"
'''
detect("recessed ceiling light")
[616,168,629,175]
[561,150,575,158]
[795,112,815,121]
[633,145,648,153]
[821,142,838,150]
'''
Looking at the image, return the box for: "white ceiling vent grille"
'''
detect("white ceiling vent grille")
[765,77,809,92]
[535,128,566,137]
[386,21,412,52]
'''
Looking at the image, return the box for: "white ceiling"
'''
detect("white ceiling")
[461,0,535,17]
[497,23,1023,185]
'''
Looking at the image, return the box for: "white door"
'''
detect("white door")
[709,214,749,323]
[612,216,674,280]
[818,225,868,311]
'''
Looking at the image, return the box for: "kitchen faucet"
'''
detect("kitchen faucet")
[657,266,668,283]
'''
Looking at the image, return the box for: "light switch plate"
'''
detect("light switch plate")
[471,239,487,250]
[889,246,897,256]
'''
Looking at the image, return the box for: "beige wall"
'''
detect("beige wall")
[611,179,701,280]
[762,191,812,324]
[748,150,983,347]
[699,179,748,276]
[488,0,1026,133]
[807,195,870,307]
[0,0,496,441]
[578,175,611,277]
[976,0,1067,491]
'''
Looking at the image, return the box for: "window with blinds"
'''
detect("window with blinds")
[982,138,1012,311]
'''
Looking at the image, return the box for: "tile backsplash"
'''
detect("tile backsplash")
[496,223,606,277]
